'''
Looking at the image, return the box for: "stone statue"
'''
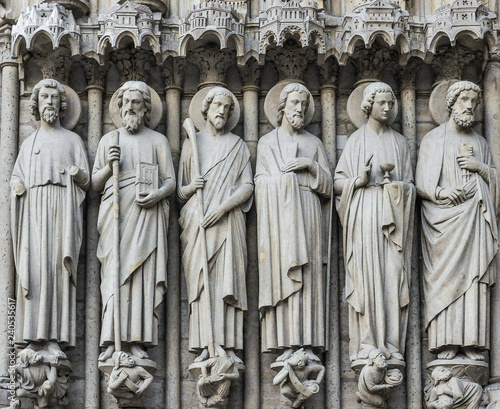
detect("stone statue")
[272,348,326,409]
[426,366,482,409]
[178,86,253,363]
[416,81,500,361]
[356,349,403,408]
[10,78,89,406]
[106,352,154,399]
[9,347,70,409]
[196,344,241,409]
[256,82,333,361]
[92,81,175,391]
[334,81,415,363]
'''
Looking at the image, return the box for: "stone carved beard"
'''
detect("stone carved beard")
[285,110,305,130]
[211,115,226,131]
[41,107,58,124]
[452,106,475,129]
[122,109,145,133]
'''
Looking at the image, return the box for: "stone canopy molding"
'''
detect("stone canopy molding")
[2,0,500,409]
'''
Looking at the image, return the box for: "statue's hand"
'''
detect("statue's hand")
[354,154,373,189]
[136,189,163,208]
[12,182,25,196]
[201,204,228,228]
[457,154,486,173]
[282,157,313,173]
[187,176,205,196]
[438,188,466,205]
[107,145,121,171]
[135,385,146,396]
[118,370,128,383]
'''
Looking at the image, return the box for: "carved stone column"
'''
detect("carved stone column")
[239,58,261,409]
[400,58,422,409]
[483,54,500,409]
[83,59,106,409]
[163,57,185,409]
[319,57,341,409]
[0,29,18,398]
[187,44,236,88]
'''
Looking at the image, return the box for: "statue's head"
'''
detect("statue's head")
[288,348,308,369]
[367,349,387,369]
[446,81,481,129]
[361,82,396,124]
[201,87,235,132]
[431,366,452,384]
[117,81,152,132]
[30,78,67,124]
[277,83,311,130]
[113,351,135,369]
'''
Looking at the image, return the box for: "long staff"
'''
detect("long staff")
[111,130,122,353]
[183,118,215,358]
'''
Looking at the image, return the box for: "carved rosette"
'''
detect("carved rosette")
[110,47,157,83]
[431,44,483,84]
[348,44,399,83]
[187,44,236,87]
[266,42,317,82]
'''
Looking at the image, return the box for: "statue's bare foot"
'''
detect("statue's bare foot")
[304,348,321,362]
[276,348,294,362]
[130,344,149,359]
[99,344,115,362]
[47,341,67,360]
[390,351,404,361]
[194,348,210,363]
[226,349,244,364]
[463,347,485,361]
[437,346,459,360]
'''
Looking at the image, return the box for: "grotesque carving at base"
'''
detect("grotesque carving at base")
[355,349,403,409]
[189,345,244,409]
[271,348,325,409]
[425,366,483,409]
[9,344,71,409]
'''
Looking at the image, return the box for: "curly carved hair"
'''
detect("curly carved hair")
[201,87,235,120]
[361,82,396,117]
[29,79,68,121]
[277,83,311,126]
[446,81,482,114]
[116,81,152,126]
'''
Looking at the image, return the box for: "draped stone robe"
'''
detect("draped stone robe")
[93,128,174,347]
[11,129,89,347]
[416,123,500,352]
[178,132,253,353]
[256,128,333,353]
[335,126,415,359]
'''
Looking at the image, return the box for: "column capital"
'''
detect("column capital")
[239,58,262,88]
[164,57,186,89]
[348,43,398,83]
[83,59,106,89]
[241,85,260,93]
[400,58,422,90]
[431,44,482,84]
[319,57,339,88]
[187,44,235,87]
[266,43,316,82]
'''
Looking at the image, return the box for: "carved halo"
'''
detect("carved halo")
[109,85,163,130]
[429,79,458,125]
[33,85,81,131]
[188,86,241,132]
[347,81,398,129]
[264,80,315,128]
